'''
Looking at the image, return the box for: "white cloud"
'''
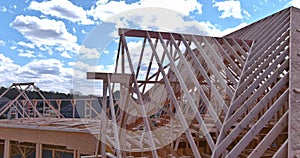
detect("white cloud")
[0,54,73,93]
[69,59,115,95]
[20,59,73,92]
[94,7,209,39]
[70,61,114,73]
[18,53,35,58]
[10,46,17,50]
[88,0,202,21]
[0,40,5,46]
[11,15,77,47]
[0,54,13,64]
[197,21,247,37]
[18,50,36,58]
[0,6,7,12]
[61,51,72,58]
[213,0,244,19]
[82,0,207,58]
[288,0,300,8]
[78,45,100,59]
[17,41,35,49]
[0,54,19,85]
[10,15,79,55]
[23,59,63,75]
[108,39,163,76]
[81,30,87,34]
[29,0,94,25]
[242,10,251,18]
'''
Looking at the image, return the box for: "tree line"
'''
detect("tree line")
[0,86,98,100]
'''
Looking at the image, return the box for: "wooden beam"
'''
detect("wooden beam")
[289,6,300,157]
[146,31,201,158]
[238,38,289,95]
[107,76,122,157]
[87,72,132,83]
[121,33,159,158]
[248,111,288,158]
[35,143,42,158]
[4,139,10,158]
[166,33,216,150]
[225,53,288,124]
[12,82,35,86]
[227,92,288,157]
[273,139,288,158]
[191,35,233,101]
[246,21,289,67]
[213,73,289,157]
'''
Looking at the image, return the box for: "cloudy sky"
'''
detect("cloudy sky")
[0,0,299,95]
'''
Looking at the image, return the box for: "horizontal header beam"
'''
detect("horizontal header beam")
[87,72,133,83]
[118,28,253,45]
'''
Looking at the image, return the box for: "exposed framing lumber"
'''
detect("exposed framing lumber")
[248,111,288,158]
[107,75,122,157]
[289,6,300,157]
[145,31,201,158]
[274,139,288,158]
[121,32,159,158]
[226,91,288,157]
[213,73,289,157]
[1,7,300,157]
[162,33,215,150]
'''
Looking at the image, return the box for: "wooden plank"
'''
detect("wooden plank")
[120,28,205,42]
[248,111,288,158]
[107,77,122,157]
[166,33,216,150]
[289,6,300,157]
[202,37,237,93]
[231,39,247,59]
[36,143,42,158]
[12,82,35,86]
[0,83,33,116]
[155,40,170,82]
[273,139,288,158]
[246,10,289,41]
[99,81,108,157]
[246,21,289,67]
[191,35,233,103]
[224,61,288,132]
[226,52,288,119]
[181,35,226,124]
[214,38,252,150]
[146,31,201,158]
[222,38,244,66]
[183,35,228,114]
[238,37,289,94]
[213,73,289,157]
[142,38,157,93]
[121,34,159,158]
[226,94,287,157]
[87,72,132,83]
[15,88,43,118]
[135,38,147,79]
[114,37,122,74]
[0,85,13,99]
[4,139,10,158]
[35,87,64,118]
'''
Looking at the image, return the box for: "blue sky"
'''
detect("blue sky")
[0,0,298,95]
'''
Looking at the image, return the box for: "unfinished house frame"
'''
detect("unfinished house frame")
[0,6,299,158]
